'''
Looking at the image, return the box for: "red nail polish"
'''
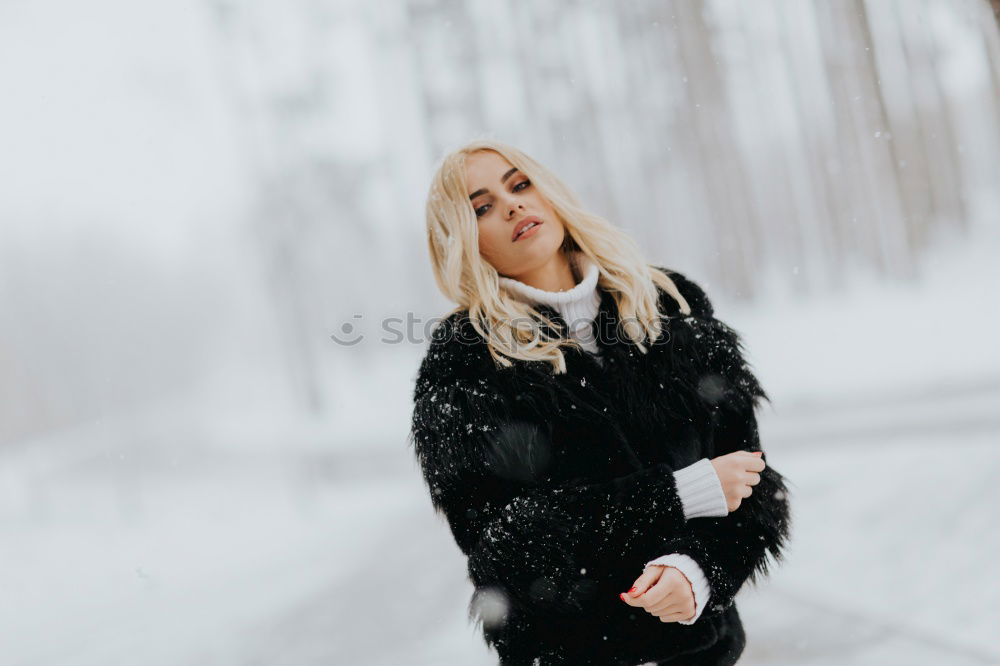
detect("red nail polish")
[619,592,627,602]
[628,586,637,595]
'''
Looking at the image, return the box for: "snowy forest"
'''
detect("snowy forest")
[1,0,998,664]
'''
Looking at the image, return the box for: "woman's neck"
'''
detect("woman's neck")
[500,252,577,292]
[498,252,600,309]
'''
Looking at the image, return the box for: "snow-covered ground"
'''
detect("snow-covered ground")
[3,224,998,665]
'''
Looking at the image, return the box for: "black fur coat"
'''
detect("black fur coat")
[408,269,792,665]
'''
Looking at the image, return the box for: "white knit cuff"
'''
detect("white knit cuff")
[643,553,712,625]
[672,458,728,520]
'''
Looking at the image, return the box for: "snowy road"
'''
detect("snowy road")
[736,378,1000,665]
[3,377,998,665]
[230,377,1000,665]
[230,381,1000,666]
[319,377,1000,665]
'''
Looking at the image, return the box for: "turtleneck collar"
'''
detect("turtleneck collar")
[498,252,603,350]
[498,251,600,307]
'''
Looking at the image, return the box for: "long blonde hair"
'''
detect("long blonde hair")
[424,138,690,374]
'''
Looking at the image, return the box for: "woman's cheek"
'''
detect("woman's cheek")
[481,228,505,257]
[477,230,492,255]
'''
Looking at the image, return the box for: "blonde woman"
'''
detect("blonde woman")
[408,140,791,665]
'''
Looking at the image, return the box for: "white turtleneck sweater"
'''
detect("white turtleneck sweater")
[499,251,604,356]
[499,252,728,625]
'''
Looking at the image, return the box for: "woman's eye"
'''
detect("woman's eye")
[473,180,530,218]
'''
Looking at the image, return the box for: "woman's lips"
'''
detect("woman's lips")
[512,218,543,242]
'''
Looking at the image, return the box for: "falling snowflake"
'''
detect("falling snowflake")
[471,586,510,630]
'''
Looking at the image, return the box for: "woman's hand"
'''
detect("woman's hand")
[619,565,696,623]
[710,450,766,512]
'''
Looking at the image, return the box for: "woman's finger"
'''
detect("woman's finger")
[746,472,761,486]
[741,484,754,498]
[634,566,665,595]
[620,566,663,606]
[647,596,678,615]
[659,609,694,623]
[644,581,677,609]
[639,577,672,607]
[660,613,687,622]
[656,605,694,620]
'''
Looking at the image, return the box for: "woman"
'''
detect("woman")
[408,140,792,665]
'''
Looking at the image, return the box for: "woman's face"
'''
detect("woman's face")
[465,150,565,278]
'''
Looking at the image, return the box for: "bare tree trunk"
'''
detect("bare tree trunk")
[406,0,485,159]
[206,1,393,415]
[774,0,845,289]
[862,0,938,257]
[666,0,762,297]
[614,5,701,267]
[567,4,651,237]
[894,0,967,235]
[505,2,619,220]
[813,0,914,278]
[856,0,918,276]
[721,0,810,294]
[988,0,1000,28]
[980,0,1000,123]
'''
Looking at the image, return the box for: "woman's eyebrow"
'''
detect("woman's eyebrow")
[468,167,519,199]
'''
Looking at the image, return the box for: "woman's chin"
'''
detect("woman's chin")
[512,231,561,258]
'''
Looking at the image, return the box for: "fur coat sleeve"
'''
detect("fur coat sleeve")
[408,317,698,618]
[656,271,793,619]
